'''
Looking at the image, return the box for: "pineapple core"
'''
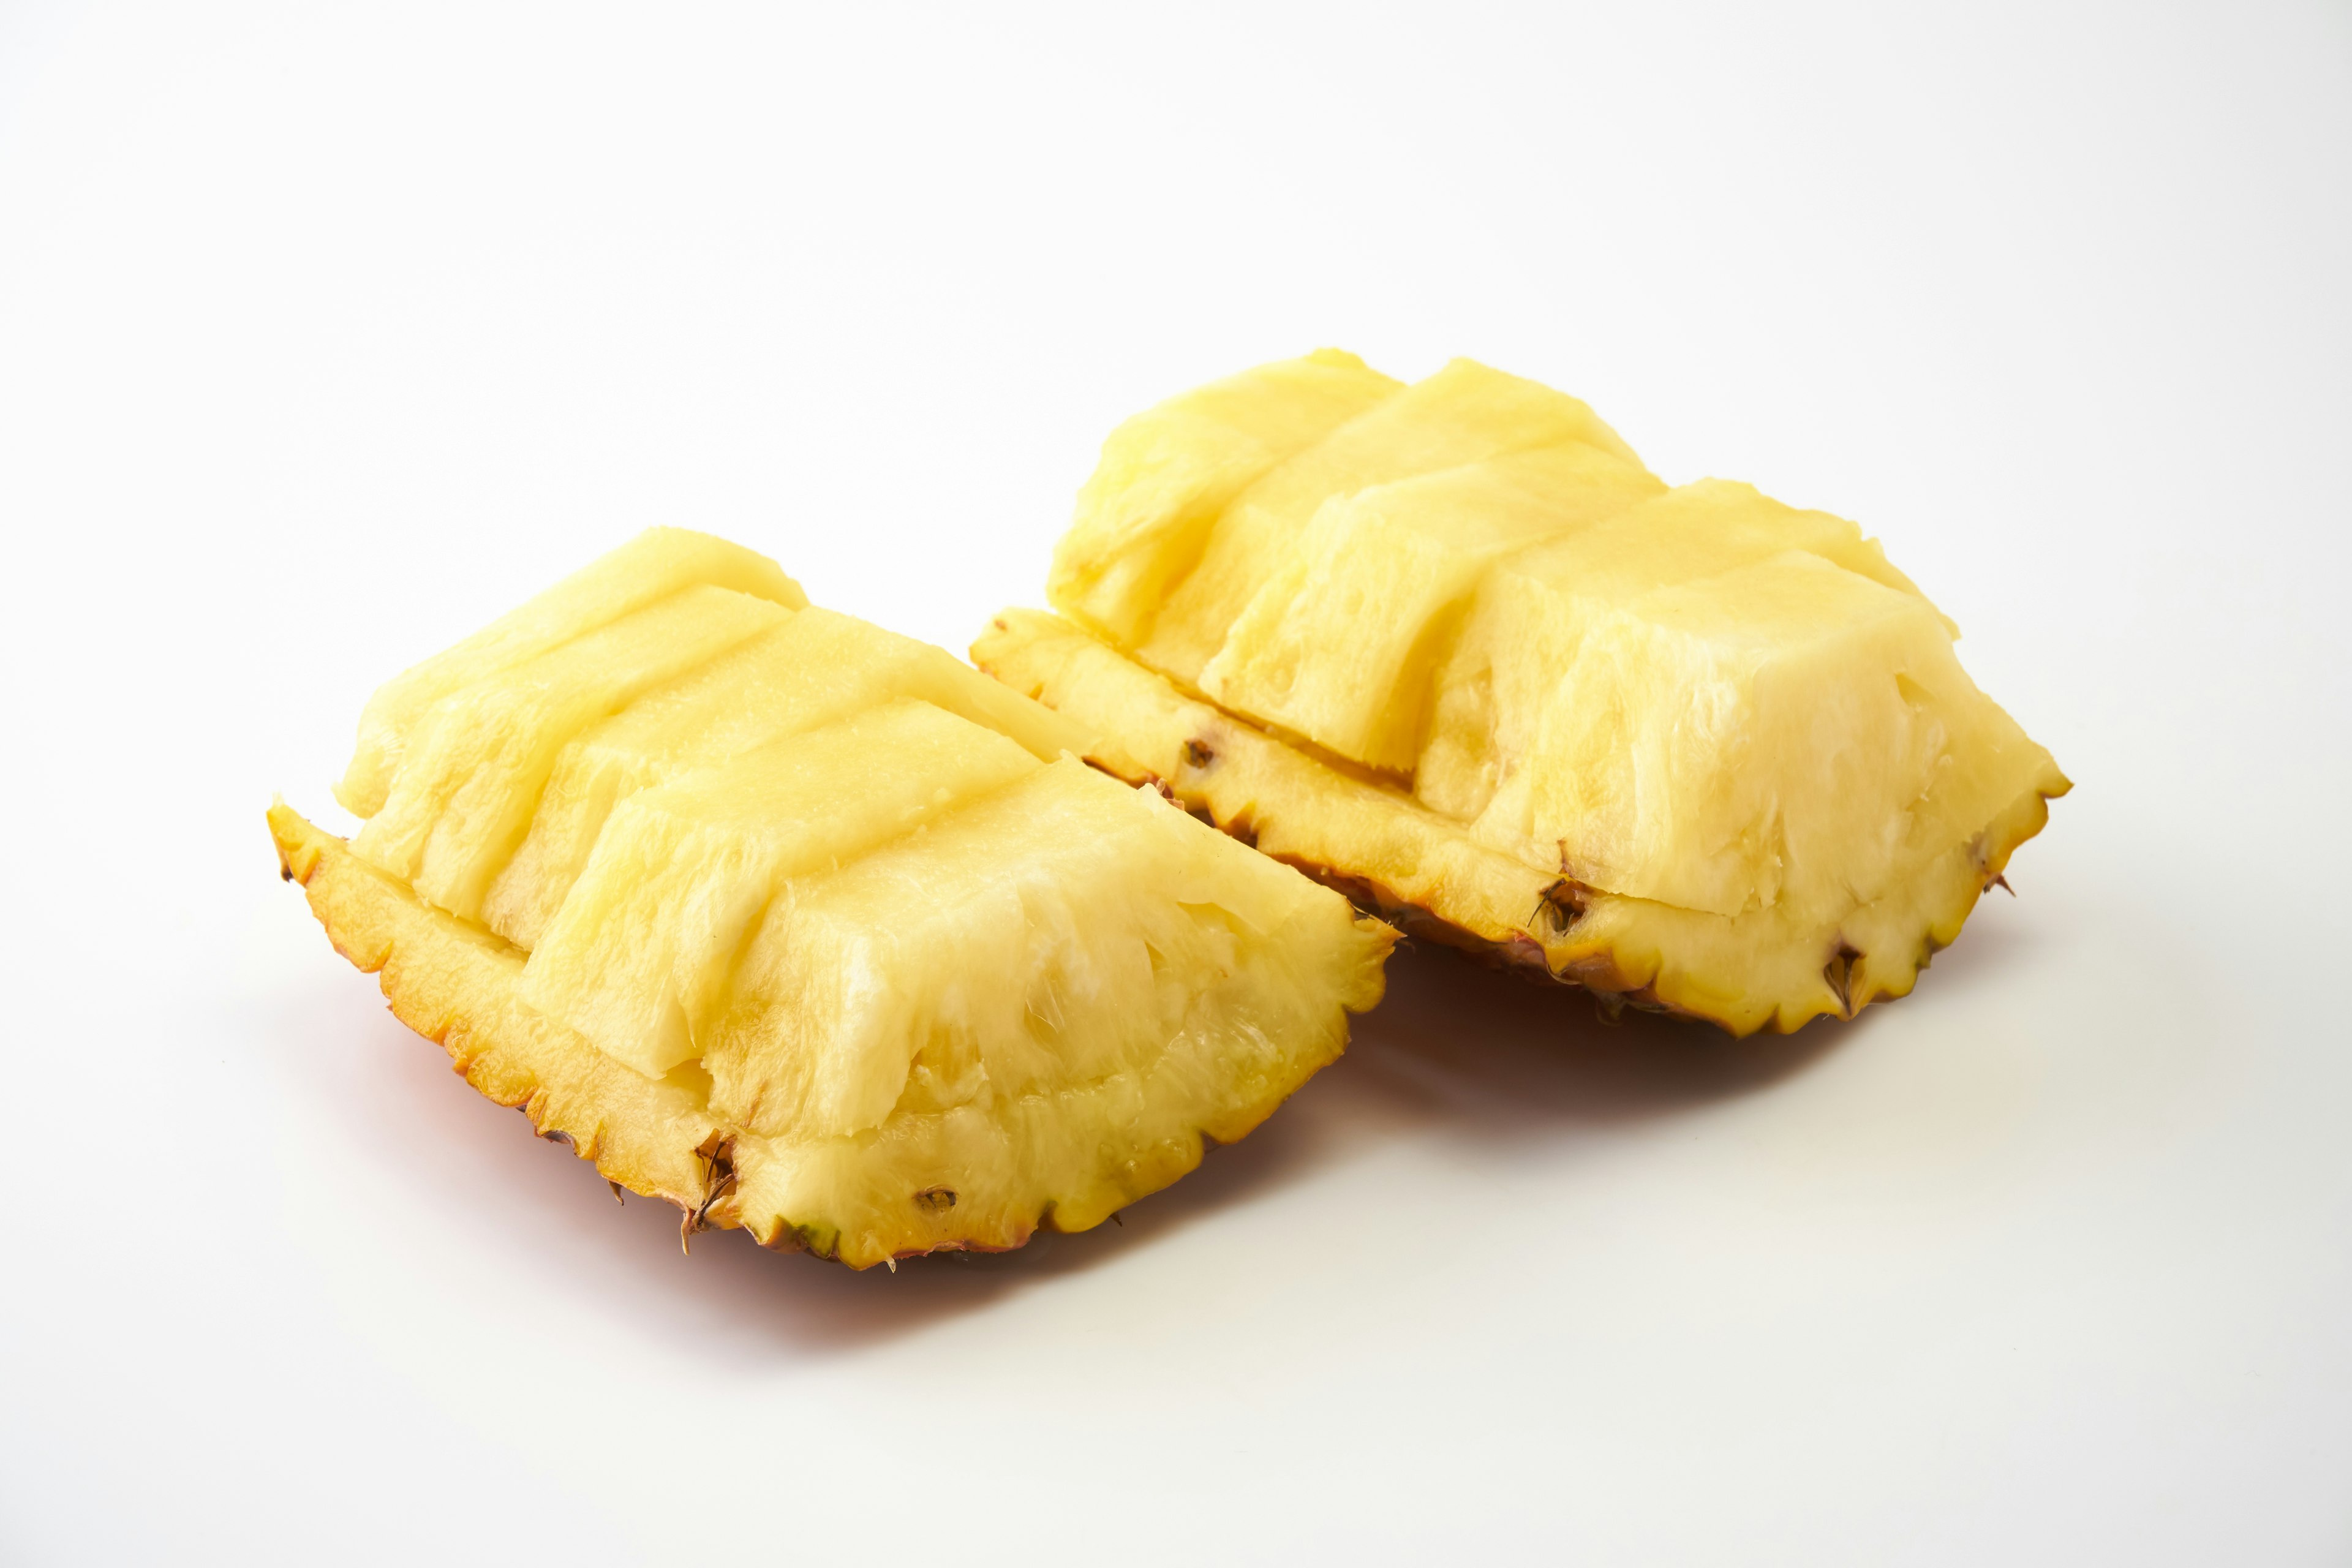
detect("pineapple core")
[282,527,1392,1267]
[989,350,2068,1033]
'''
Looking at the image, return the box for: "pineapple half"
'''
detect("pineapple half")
[976,350,2070,1036]
[273,528,1393,1268]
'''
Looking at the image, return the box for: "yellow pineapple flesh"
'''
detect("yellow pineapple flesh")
[277,528,1393,1267]
[335,527,806,819]
[1135,356,1644,684]
[979,352,2069,1035]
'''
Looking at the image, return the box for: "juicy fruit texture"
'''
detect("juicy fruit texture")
[1136,356,1643,685]
[987,352,2070,1035]
[336,527,807,820]
[354,584,792,923]
[1048,347,1401,649]
[285,529,1392,1267]
[1203,444,1668,773]
[519,699,1041,1079]
[479,604,1080,951]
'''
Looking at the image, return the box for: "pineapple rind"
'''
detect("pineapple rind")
[973,609,2065,1037]
[273,802,718,1208]
[720,967,1352,1259]
[271,801,1387,1268]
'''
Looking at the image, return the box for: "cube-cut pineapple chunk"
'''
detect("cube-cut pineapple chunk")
[278,528,1392,1267]
[336,527,805,820]
[982,352,2068,1035]
[354,584,790,921]
[1136,357,1644,684]
[521,699,1040,1077]
[1049,347,1402,647]
[1201,444,1667,772]
[1473,551,2014,918]
[699,756,1369,1146]
[480,606,1079,951]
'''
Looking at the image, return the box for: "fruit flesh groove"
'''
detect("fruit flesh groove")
[274,527,1393,1267]
[982,350,2069,1035]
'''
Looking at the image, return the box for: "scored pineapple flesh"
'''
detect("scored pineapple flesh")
[335,527,806,820]
[701,756,1373,1144]
[1200,443,1667,772]
[301,527,1391,1266]
[519,699,1041,1078]
[1136,357,1645,685]
[353,584,790,922]
[989,350,2069,1034]
[479,606,1082,951]
[1047,347,1402,649]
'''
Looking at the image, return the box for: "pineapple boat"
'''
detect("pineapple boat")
[272,529,1392,1268]
[976,351,2068,1035]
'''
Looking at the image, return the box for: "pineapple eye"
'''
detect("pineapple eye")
[914,1187,959,1213]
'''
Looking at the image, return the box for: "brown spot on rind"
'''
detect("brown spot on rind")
[682,1135,738,1254]
[1531,878,1586,937]
[1823,941,1864,1017]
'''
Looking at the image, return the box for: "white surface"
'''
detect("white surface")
[2,2,2348,1562]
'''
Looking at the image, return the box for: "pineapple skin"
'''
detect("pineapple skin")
[973,609,2065,1036]
[272,800,1388,1267]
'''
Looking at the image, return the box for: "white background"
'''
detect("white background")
[2,2,2347,1562]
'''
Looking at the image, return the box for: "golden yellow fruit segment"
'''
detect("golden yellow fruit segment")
[1417,478,1949,823]
[976,609,2057,1035]
[1136,356,1645,683]
[1200,443,1667,772]
[1469,551,2036,918]
[519,699,1041,1077]
[352,584,790,922]
[282,530,1392,1267]
[992,350,2068,1035]
[480,606,1084,951]
[335,527,806,819]
[1048,347,1402,647]
[699,756,1376,1142]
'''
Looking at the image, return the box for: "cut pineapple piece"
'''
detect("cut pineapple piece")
[699,756,1365,1142]
[1049,347,1401,647]
[1137,356,1646,683]
[985,352,2067,1035]
[353,584,790,921]
[479,607,1084,950]
[335,527,805,819]
[519,699,1041,1077]
[1418,478,1945,823]
[277,530,1390,1267]
[1469,551,2030,918]
[1199,443,1666,772]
